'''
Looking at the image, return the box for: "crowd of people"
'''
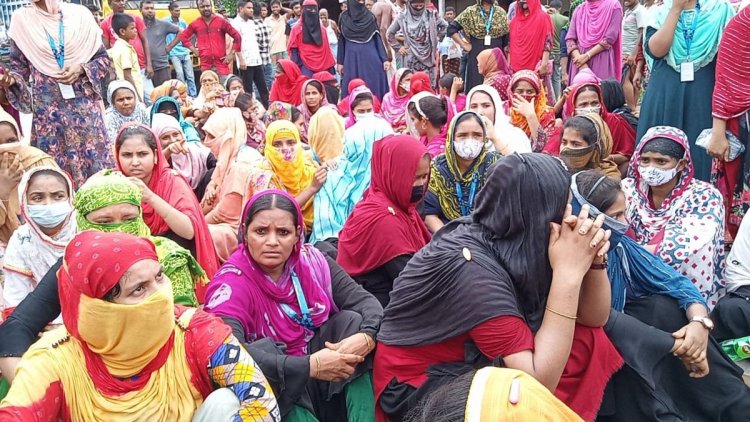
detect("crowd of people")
[0,0,749,419]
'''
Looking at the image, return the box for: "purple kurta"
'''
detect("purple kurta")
[565,0,623,82]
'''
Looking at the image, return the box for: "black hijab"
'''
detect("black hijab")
[302,3,323,45]
[378,154,571,346]
[339,0,379,43]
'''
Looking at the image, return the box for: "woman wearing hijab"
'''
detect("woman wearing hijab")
[308,107,345,164]
[338,0,390,100]
[311,116,394,246]
[151,79,193,116]
[151,113,215,199]
[264,120,322,232]
[1,0,110,188]
[298,79,334,142]
[337,78,383,116]
[0,111,57,248]
[269,60,309,106]
[623,126,726,307]
[288,0,336,77]
[406,93,452,158]
[192,70,229,125]
[380,68,413,131]
[386,0,447,83]
[104,80,150,144]
[150,95,201,142]
[466,84,532,154]
[337,135,432,308]
[0,171,216,382]
[373,153,621,422]
[204,190,382,421]
[559,114,620,180]
[476,47,512,104]
[408,71,434,96]
[412,367,583,421]
[312,71,341,104]
[509,0,554,95]
[639,0,734,181]
[0,230,281,421]
[202,108,274,262]
[448,0,510,93]
[566,0,623,81]
[424,111,500,233]
[2,167,75,323]
[344,85,379,129]
[508,70,557,152]
[114,124,219,297]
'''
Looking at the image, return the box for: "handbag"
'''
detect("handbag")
[696,128,745,161]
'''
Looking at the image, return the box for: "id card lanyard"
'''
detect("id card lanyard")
[280,272,316,330]
[680,1,700,83]
[46,12,65,70]
[455,175,478,217]
[479,6,494,46]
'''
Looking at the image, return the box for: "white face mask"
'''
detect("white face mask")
[400,82,410,92]
[638,165,679,186]
[453,138,484,160]
[354,111,374,121]
[575,106,601,116]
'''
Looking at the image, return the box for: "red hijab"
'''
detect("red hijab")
[409,71,434,96]
[287,0,336,72]
[337,78,382,115]
[509,0,553,72]
[115,123,219,299]
[543,83,635,157]
[337,135,431,276]
[269,59,308,106]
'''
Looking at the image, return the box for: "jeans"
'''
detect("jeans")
[141,69,154,106]
[263,63,274,98]
[170,54,197,97]
[240,65,269,108]
[551,53,562,100]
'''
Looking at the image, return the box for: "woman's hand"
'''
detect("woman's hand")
[672,322,709,363]
[384,61,391,71]
[127,177,155,203]
[309,348,364,382]
[0,68,15,89]
[672,0,692,11]
[325,333,375,357]
[311,165,329,191]
[573,53,590,68]
[0,152,22,201]
[201,182,219,209]
[164,140,189,160]
[548,204,610,280]
[511,94,536,120]
[706,130,730,162]
[461,40,472,52]
[399,46,409,56]
[56,64,84,85]
[536,61,549,77]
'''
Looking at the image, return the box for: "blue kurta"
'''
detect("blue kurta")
[338,33,389,100]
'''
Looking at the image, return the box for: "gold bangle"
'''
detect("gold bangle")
[362,333,372,350]
[545,306,577,320]
[314,355,321,378]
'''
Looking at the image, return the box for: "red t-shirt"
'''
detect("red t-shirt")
[102,14,147,68]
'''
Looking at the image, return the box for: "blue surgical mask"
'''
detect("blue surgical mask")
[27,202,72,228]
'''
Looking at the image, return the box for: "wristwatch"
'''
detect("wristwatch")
[690,315,715,331]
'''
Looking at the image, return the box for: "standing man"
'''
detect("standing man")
[438,7,463,77]
[180,0,243,85]
[140,1,183,89]
[232,0,270,107]
[165,2,198,97]
[265,0,288,64]
[547,0,568,99]
[621,0,646,109]
[287,1,302,27]
[101,0,153,102]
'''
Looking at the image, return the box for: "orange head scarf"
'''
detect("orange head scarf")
[509,70,550,136]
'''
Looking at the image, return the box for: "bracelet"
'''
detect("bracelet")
[590,260,608,270]
[362,333,372,350]
[545,306,577,320]
[584,53,591,61]
[314,355,321,378]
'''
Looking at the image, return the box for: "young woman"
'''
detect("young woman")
[224,74,244,107]
[344,86,378,129]
[466,85,531,154]
[150,113,215,200]
[374,153,621,422]
[104,80,149,144]
[638,0,734,181]
[150,95,201,142]
[205,190,382,421]
[308,107,345,164]
[298,79,332,140]
[623,126,726,307]
[559,114,620,179]
[288,0,336,77]
[264,120,323,232]
[311,115,394,246]
[476,47,512,104]
[312,70,341,104]
[337,78,382,117]
[2,167,75,323]
[509,0,553,79]
[599,78,639,133]
[565,0,623,81]
[386,0,447,83]
[337,135,431,307]
[269,60,308,106]
[507,70,557,152]
[424,111,500,233]
[114,124,219,294]
[380,68,413,131]
[0,231,280,421]
[407,94,450,158]
[337,0,390,99]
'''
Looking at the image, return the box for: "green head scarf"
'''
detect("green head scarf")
[74,170,151,237]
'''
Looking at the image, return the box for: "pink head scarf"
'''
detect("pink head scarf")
[381,68,413,126]
[345,85,376,128]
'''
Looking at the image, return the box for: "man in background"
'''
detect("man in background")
[141,1,183,88]
[265,0,288,64]
[547,0,568,99]
[231,0,270,107]
[165,2,197,97]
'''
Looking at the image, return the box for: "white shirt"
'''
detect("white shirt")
[231,16,262,67]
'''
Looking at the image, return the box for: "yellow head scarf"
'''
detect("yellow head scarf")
[264,120,316,228]
[579,113,621,181]
[308,107,345,163]
[465,367,583,421]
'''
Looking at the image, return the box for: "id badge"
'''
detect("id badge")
[484,35,491,46]
[680,61,694,82]
[58,83,75,99]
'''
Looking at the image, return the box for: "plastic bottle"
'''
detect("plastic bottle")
[720,336,750,361]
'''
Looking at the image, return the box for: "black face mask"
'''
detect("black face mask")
[410,185,425,202]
